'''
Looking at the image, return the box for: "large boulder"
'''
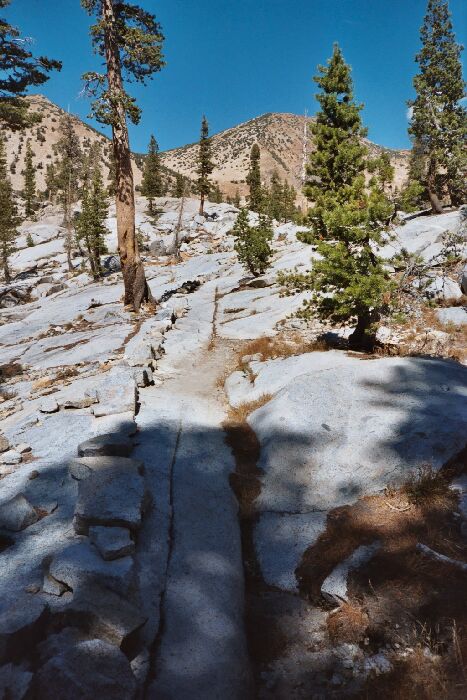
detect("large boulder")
[0,494,39,532]
[35,638,137,700]
[436,306,467,326]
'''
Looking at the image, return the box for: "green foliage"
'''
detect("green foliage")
[0,136,19,283]
[246,143,262,212]
[196,115,214,212]
[263,170,297,223]
[141,134,163,212]
[0,0,61,130]
[368,151,395,195]
[26,232,34,247]
[172,173,188,198]
[45,162,59,202]
[280,44,393,348]
[233,189,241,208]
[22,140,36,217]
[55,115,83,223]
[398,179,426,212]
[76,167,109,279]
[81,0,165,127]
[210,183,223,204]
[232,208,273,277]
[409,0,466,206]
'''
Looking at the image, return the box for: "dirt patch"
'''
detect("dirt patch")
[0,362,24,380]
[297,455,467,698]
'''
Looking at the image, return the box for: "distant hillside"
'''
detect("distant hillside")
[3,94,143,192]
[161,112,411,204]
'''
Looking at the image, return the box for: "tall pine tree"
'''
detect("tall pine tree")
[56,114,83,271]
[76,167,109,279]
[141,134,163,213]
[81,0,165,310]
[409,0,466,211]
[246,143,262,212]
[22,140,36,218]
[0,0,61,129]
[279,45,392,349]
[0,137,19,284]
[196,115,214,215]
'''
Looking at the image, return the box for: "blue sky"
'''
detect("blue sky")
[4,0,466,152]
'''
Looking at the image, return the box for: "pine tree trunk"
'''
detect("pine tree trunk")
[199,192,205,216]
[348,311,377,351]
[2,254,10,285]
[427,161,443,215]
[102,0,153,311]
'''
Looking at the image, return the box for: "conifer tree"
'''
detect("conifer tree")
[246,143,262,212]
[211,183,223,204]
[56,114,83,271]
[141,134,163,213]
[45,162,59,203]
[0,0,61,129]
[232,208,273,277]
[81,0,164,310]
[76,167,109,279]
[409,0,466,211]
[173,173,188,198]
[22,140,36,217]
[368,151,395,196]
[279,45,392,349]
[196,115,214,215]
[0,137,19,283]
[233,189,241,208]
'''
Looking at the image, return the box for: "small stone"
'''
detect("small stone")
[15,443,31,454]
[0,494,39,531]
[39,398,59,414]
[43,573,69,597]
[0,450,22,465]
[0,434,10,453]
[28,470,39,480]
[90,526,135,561]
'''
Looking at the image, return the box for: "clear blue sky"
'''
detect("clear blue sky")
[4,0,466,152]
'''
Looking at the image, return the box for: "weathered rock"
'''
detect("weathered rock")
[43,573,69,597]
[0,595,48,662]
[103,254,121,273]
[48,540,134,596]
[69,455,144,481]
[61,396,97,410]
[0,434,9,453]
[0,662,33,699]
[73,458,147,534]
[149,239,168,256]
[45,282,67,297]
[321,542,381,604]
[0,449,22,465]
[77,433,134,458]
[134,366,154,388]
[436,306,467,326]
[461,264,467,295]
[35,638,137,700]
[0,494,39,531]
[89,526,135,561]
[15,443,31,454]
[52,585,147,648]
[424,276,462,301]
[39,397,59,413]
[93,370,137,417]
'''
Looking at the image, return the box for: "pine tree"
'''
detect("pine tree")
[409,0,466,211]
[45,162,59,203]
[173,173,188,198]
[81,0,164,310]
[56,114,83,271]
[196,115,214,215]
[233,189,241,208]
[22,140,36,217]
[232,208,273,277]
[211,183,223,203]
[246,143,262,212]
[141,134,163,213]
[279,45,392,349]
[368,151,395,196]
[77,167,109,279]
[0,137,19,283]
[0,1,61,129]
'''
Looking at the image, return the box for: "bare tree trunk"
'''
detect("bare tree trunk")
[102,0,153,311]
[173,195,185,262]
[427,160,443,215]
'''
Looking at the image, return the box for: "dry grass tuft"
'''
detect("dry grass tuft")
[0,362,23,379]
[402,464,450,506]
[227,394,274,424]
[32,367,79,392]
[238,333,328,366]
[327,602,369,644]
